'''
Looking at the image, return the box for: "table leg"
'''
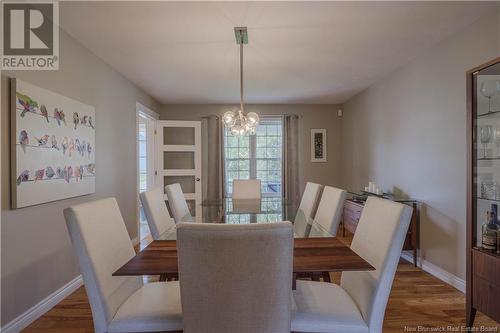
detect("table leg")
[292,273,297,290]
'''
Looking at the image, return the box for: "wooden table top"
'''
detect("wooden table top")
[113,237,374,276]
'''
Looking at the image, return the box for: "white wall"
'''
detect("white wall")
[0,28,159,326]
[340,10,500,280]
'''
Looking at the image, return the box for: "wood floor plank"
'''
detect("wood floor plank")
[21,234,500,333]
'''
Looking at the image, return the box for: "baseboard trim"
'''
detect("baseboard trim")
[1,275,83,333]
[401,251,465,293]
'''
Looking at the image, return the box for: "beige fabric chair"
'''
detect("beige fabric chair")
[293,182,323,237]
[292,197,413,333]
[165,183,194,223]
[308,186,347,237]
[140,187,176,239]
[177,222,293,333]
[232,179,262,199]
[64,198,182,333]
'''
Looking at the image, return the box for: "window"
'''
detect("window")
[224,116,283,197]
[137,110,156,240]
[138,122,148,193]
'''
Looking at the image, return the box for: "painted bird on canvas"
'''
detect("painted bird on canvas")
[19,130,29,146]
[17,93,38,117]
[69,139,75,156]
[77,140,85,156]
[61,137,68,155]
[78,165,84,179]
[74,165,84,181]
[34,169,45,182]
[45,166,55,179]
[73,112,80,130]
[87,142,92,158]
[51,135,59,150]
[89,116,94,129]
[54,108,66,126]
[56,167,64,179]
[66,166,73,183]
[35,134,49,146]
[86,163,95,175]
[16,170,29,186]
[40,105,49,123]
[81,116,88,126]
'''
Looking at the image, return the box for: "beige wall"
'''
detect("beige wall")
[161,104,342,193]
[0,29,159,325]
[340,10,500,280]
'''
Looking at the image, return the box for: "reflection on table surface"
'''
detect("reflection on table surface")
[157,197,333,240]
[200,197,296,224]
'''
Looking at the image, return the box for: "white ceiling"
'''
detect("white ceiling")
[60,2,496,104]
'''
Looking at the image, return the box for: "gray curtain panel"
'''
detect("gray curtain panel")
[283,114,301,216]
[201,115,223,200]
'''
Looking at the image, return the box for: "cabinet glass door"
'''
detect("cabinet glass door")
[473,62,500,253]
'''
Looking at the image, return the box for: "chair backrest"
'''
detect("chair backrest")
[64,198,142,333]
[312,186,347,236]
[140,187,176,239]
[177,222,293,333]
[232,179,262,199]
[293,182,322,237]
[340,197,412,333]
[165,183,193,223]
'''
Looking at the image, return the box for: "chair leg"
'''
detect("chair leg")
[311,272,321,281]
[322,271,331,283]
[159,274,167,282]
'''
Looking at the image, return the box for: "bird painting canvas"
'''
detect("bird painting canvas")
[11,78,96,209]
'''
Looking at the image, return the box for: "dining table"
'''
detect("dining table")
[114,197,375,288]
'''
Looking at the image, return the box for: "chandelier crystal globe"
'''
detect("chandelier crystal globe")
[224,27,259,136]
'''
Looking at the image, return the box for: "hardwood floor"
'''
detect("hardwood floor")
[22,234,499,333]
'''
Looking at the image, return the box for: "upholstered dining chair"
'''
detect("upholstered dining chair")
[140,187,176,239]
[177,222,293,333]
[165,183,194,223]
[292,197,413,333]
[308,186,347,237]
[293,182,323,237]
[232,179,262,199]
[64,198,182,333]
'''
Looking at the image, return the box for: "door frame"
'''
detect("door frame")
[136,102,159,241]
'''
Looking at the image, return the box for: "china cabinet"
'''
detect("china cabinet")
[466,57,500,326]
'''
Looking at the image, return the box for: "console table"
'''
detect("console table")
[341,192,420,266]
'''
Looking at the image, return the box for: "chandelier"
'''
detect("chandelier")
[223,27,259,136]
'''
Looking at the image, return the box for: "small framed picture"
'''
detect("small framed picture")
[311,129,327,162]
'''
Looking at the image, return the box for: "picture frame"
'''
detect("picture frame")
[10,78,96,208]
[311,128,327,162]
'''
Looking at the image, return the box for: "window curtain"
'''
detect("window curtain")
[201,115,223,201]
[283,114,301,214]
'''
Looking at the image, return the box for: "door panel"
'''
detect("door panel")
[156,120,202,222]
